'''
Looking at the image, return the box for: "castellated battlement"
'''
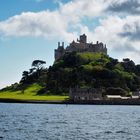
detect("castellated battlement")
[55,34,107,60]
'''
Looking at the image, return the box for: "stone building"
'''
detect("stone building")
[55,42,65,61]
[132,91,140,99]
[69,87,102,101]
[55,34,107,60]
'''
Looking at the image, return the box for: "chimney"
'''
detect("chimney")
[97,41,99,44]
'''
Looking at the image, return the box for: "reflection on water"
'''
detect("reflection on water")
[0,103,140,140]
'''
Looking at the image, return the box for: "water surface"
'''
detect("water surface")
[0,103,140,140]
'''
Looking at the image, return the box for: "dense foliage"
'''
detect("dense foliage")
[1,52,140,96]
[45,52,140,95]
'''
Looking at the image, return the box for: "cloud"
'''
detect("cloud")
[0,0,107,41]
[119,20,140,41]
[121,51,140,64]
[80,15,140,63]
[0,0,140,64]
[59,0,106,19]
[107,0,140,15]
[0,10,77,42]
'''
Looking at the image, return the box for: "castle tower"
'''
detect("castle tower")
[79,34,87,43]
[58,42,64,48]
[54,34,108,61]
[55,42,65,60]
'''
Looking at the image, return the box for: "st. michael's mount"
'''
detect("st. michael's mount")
[55,34,107,60]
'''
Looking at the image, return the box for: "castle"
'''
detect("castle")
[55,34,107,60]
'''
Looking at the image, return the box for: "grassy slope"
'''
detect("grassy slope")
[0,52,121,101]
[78,52,104,60]
[0,83,68,101]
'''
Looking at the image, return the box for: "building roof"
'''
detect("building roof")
[106,95,122,98]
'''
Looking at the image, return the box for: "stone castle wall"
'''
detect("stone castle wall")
[55,34,107,60]
[69,87,102,101]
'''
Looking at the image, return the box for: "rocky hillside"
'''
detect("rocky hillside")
[1,52,140,96]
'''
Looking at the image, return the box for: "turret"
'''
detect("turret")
[55,42,65,60]
[58,42,60,47]
[54,34,108,61]
[62,42,64,47]
[58,42,64,48]
[79,34,87,43]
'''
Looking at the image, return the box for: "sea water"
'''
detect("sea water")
[0,103,140,140]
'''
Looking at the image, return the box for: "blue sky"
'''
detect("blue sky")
[0,0,59,88]
[0,0,58,20]
[0,0,140,89]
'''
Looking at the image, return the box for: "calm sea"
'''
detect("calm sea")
[0,103,140,140]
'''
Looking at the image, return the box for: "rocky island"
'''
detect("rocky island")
[0,34,140,105]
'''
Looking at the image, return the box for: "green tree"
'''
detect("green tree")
[32,60,46,70]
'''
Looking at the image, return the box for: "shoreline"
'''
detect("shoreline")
[1,98,140,105]
[0,98,66,104]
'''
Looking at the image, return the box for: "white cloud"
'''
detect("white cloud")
[0,0,108,42]
[0,0,140,64]
[59,0,106,20]
[107,0,140,15]
[0,10,77,42]
[84,15,140,63]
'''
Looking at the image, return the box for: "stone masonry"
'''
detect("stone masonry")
[55,34,107,60]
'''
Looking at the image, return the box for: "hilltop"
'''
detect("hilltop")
[1,51,140,98]
[46,52,140,96]
[1,34,140,99]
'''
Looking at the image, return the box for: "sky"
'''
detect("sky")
[0,0,140,89]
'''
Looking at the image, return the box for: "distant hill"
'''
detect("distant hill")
[1,52,140,96]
